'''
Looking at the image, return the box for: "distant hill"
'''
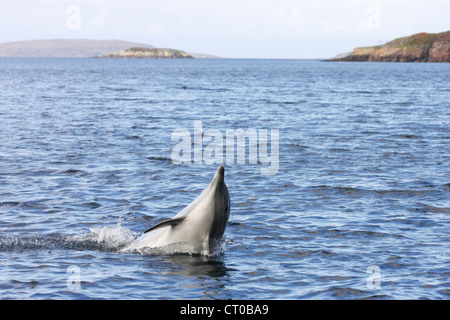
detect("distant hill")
[330,31,450,62]
[0,39,155,57]
[99,47,194,59]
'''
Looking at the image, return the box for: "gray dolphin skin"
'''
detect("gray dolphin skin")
[125,166,230,255]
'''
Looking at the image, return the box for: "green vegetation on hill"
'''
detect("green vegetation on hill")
[331,31,450,62]
[99,47,194,59]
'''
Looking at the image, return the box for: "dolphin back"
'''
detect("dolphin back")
[124,166,231,255]
[208,166,230,249]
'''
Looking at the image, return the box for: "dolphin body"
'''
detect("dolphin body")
[124,166,230,255]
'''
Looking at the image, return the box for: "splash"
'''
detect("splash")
[0,234,65,252]
[67,223,136,252]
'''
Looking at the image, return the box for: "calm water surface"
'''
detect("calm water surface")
[0,58,449,299]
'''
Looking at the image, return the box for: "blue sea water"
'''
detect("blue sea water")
[0,58,449,299]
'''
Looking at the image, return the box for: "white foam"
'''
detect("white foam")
[68,223,136,252]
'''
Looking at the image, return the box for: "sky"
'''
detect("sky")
[0,0,449,58]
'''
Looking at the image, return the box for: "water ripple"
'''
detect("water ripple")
[0,58,449,299]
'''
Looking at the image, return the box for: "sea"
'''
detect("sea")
[0,58,449,300]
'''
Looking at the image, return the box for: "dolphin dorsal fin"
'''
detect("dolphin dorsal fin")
[143,216,186,234]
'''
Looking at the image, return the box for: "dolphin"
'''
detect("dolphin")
[124,166,230,255]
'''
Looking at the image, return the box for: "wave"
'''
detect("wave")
[147,156,173,163]
[303,228,406,240]
[0,234,66,252]
[175,85,230,92]
[311,286,390,299]
[418,204,450,214]
[0,224,135,253]
[306,185,445,198]
[0,223,226,256]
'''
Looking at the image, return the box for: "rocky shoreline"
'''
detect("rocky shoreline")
[99,47,194,59]
[330,31,449,62]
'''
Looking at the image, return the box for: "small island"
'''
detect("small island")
[99,47,194,59]
[330,31,449,62]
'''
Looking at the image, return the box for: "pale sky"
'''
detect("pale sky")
[0,0,449,58]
